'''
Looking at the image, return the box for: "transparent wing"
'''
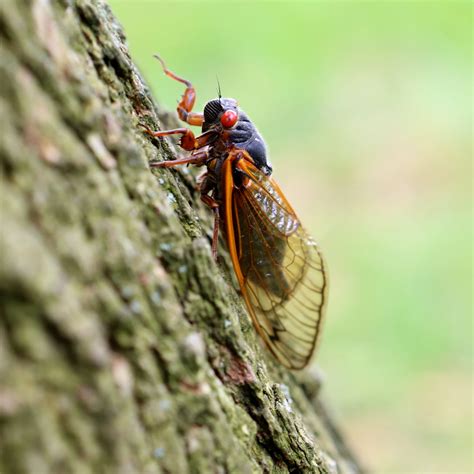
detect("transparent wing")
[223,154,328,369]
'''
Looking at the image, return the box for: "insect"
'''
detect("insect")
[141,56,328,369]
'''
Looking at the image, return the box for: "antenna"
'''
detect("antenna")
[216,75,222,103]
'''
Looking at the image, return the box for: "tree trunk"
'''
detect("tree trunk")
[0,1,362,473]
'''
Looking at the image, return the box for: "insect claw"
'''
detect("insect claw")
[153,54,166,71]
[138,122,153,134]
[139,122,165,139]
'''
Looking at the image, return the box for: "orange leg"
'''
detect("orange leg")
[150,149,209,168]
[141,123,217,152]
[154,55,204,127]
[141,125,197,151]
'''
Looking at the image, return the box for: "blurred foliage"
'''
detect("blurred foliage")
[109,1,472,472]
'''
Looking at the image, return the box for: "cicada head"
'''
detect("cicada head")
[203,98,239,129]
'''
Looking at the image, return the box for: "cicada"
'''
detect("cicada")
[141,56,328,369]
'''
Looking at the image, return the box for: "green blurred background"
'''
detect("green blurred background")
[109,1,472,472]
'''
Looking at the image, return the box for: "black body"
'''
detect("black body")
[202,98,273,176]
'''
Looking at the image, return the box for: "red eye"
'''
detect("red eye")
[220,110,238,128]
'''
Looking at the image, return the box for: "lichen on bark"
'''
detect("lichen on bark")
[0,1,361,473]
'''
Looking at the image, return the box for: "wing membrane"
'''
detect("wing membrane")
[222,152,328,369]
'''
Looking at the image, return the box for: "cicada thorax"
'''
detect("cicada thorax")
[202,98,273,177]
[226,113,272,176]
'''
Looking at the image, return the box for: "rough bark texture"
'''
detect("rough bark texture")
[0,1,362,473]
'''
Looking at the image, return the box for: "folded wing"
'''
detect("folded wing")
[222,152,328,369]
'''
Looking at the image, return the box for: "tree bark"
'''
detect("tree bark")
[0,1,362,473]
